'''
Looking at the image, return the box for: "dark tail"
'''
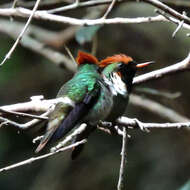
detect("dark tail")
[71,125,96,160]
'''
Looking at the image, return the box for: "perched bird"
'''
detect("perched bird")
[99,54,153,122]
[71,54,153,159]
[35,51,113,153]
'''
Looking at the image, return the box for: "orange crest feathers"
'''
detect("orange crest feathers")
[99,54,133,68]
[76,51,99,65]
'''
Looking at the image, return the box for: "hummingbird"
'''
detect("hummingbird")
[35,51,113,153]
[99,54,153,122]
[71,54,153,159]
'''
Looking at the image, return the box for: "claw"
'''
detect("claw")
[134,119,150,133]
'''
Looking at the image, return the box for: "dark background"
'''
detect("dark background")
[0,0,190,190]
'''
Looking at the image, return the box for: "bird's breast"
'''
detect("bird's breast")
[84,81,113,125]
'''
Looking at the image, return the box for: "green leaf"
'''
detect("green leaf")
[75,25,101,45]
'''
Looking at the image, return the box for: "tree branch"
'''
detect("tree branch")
[0,8,189,30]
[0,18,76,71]
[0,0,42,66]
[118,117,190,129]
[143,0,190,25]
[0,108,48,120]
[50,123,87,152]
[117,127,128,190]
[0,139,87,173]
[133,52,190,85]
[130,94,189,123]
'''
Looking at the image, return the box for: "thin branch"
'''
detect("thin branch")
[1,0,190,26]
[0,139,87,173]
[0,8,189,30]
[155,9,185,38]
[117,117,190,129]
[0,96,72,130]
[98,121,124,136]
[12,0,18,8]
[162,0,190,8]
[64,45,77,66]
[47,0,80,14]
[172,19,184,38]
[117,127,128,190]
[0,96,59,112]
[0,108,48,120]
[143,0,190,25]
[50,123,87,152]
[130,94,189,123]
[0,19,76,71]
[1,0,69,9]
[102,0,117,19]
[0,111,49,130]
[133,52,190,85]
[0,0,42,66]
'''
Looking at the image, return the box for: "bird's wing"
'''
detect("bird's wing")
[50,80,101,141]
[35,80,101,153]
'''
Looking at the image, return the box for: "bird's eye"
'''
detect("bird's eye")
[118,63,123,69]
[128,61,136,65]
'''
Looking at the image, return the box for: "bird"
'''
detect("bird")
[71,54,153,159]
[35,51,113,153]
[99,54,153,122]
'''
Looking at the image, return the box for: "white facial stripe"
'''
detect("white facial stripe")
[103,73,127,96]
[56,97,75,107]
[112,72,127,96]
[103,75,116,95]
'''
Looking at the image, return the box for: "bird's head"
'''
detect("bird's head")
[100,54,153,92]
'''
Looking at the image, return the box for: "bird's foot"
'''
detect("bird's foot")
[133,118,150,133]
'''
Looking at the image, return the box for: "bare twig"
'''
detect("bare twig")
[64,45,77,66]
[0,0,42,66]
[162,0,190,8]
[130,94,189,123]
[47,0,80,14]
[98,121,124,136]
[133,52,190,85]
[1,0,190,26]
[12,0,18,8]
[0,96,75,130]
[0,23,75,70]
[155,9,185,38]
[143,0,190,25]
[118,117,190,129]
[0,8,190,30]
[0,108,48,120]
[0,139,87,173]
[172,19,184,38]
[0,111,49,130]
[0,96,58,112]
[102,0,117,19]
[50,123,87,152]
[1,0,69,9]
[117,127,128,190]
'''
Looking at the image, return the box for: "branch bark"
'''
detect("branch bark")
[117,127,128,190]
[133,52,190,85]
[118,117,190,129]
[0,0,42,66]
[0,139,87,173]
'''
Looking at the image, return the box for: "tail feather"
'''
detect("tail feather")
[71,125,96,160]
[35,128,57,153]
